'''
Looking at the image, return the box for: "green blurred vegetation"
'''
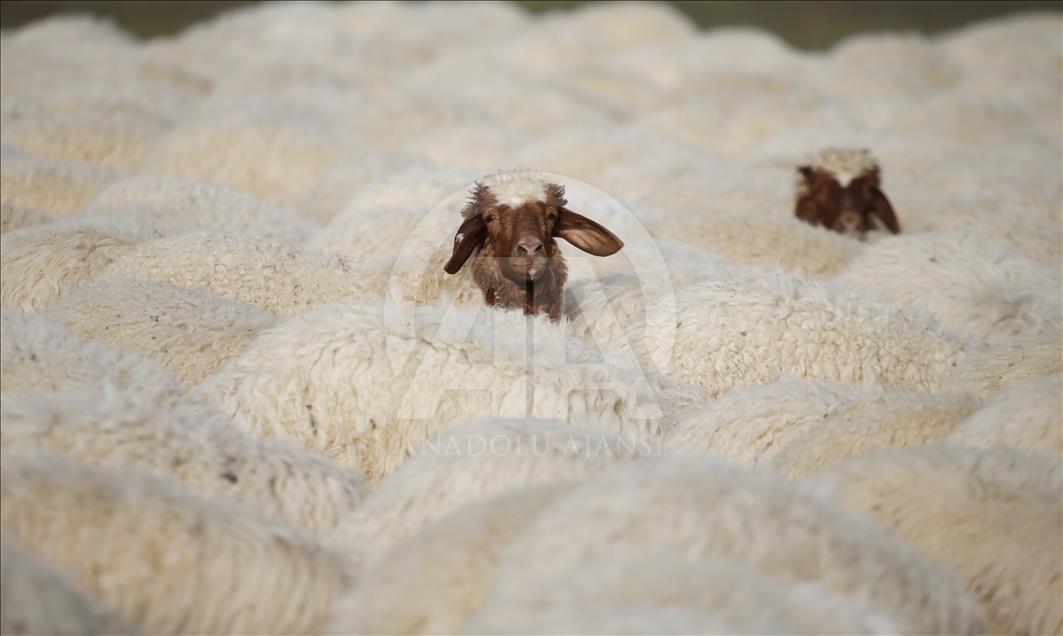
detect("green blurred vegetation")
[1,0,1060,49]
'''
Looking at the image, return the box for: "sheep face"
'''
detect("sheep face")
[795,154,900,239]
[444,173,623,319]
[485,194,562,284]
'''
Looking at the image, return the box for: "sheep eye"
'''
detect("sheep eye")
[485,214,497,223]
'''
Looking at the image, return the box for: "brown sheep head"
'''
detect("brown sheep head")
[444,171,623,319]
[795,148,900,239]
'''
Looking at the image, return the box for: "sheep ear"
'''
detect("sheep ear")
[444,215,486,274]
[554,208,623,256]
[869,186,900,234]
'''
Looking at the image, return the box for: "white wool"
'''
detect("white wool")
[141,108,348,208]
[648,209,863,277]
[313,204,450,264]
[84,174,319,245]
[899,192,1061,263]
[512,126,702,183]
[808,446,1062,636]
[41,279,275,385]
[0,144,115,218]
[602,29,806,94]
[0,201,51,235]
[0,308,182,399]
[1,6,1060,633]
[0,455,352,635]
[1,541,136,636]
[566,2,698,48]
[316,165,472,225]
[339,459,982,635]
[326,418,644,562]
[0,87,183,172]
[399,67,610,134]
[464,555,899,635]
[197,298,696,480]
[463,608,746,636]
[402,122,532,174]
[0,216,166,312]
[940,331,1062,397]
[571,267,971,397]
[1,386,364,536]
[947,374,1062,456]
[478,170,551,206]
[95,231,375,316]
[808,147,879,185]
[669,379,978,478]
[838,230,1061,343]
[941,14,1063,92]
[631,87,847,159]
[295,152,415,224]
[818,34,962,129]
[327,485,570,634]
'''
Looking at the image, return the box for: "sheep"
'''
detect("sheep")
[893,189,1061,263]
[794,148,900,238]
[939,331,1062,397]
[1,541,136,636]
[807,445,1062,636]
[631,86,844,159]
[294,151,416,224]
[511,127,700,185]
[0,455,352,635]
[0,15,202,107]
[310,165,474,259]
[465,608,746,636]
[0,144,115,218]
[2,309,367,535]
[941,13,1063,96]
[946,374,1062,456]
[571,266,971,397]
[463,555,898,635]
[326,418,645,562]
[443,170,624,319]
[838,229,1061,343]
[141,106,349,209]
[0,216,166,312]
[197,297,692,480]
[94,231,375,316]
[1,385,365,536]
[84,174,319,245]
[0,307,181,399]
[326,483,572,634]
[402,121,532,174]
[817,34,961,129]
[481,2,694,78]
[341,0,528,65]
[335,458,982,635]
[668,379,978,478]
[1,201,51,235]
[0,87,179,172]
[396,69,609,137]
[135,2,359,86]
[42,279,275,385]
[647,208,863,278]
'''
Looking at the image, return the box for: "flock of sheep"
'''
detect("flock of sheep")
[1,1,1061,634]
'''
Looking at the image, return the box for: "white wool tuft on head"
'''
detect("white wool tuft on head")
[811,148,879,185]
[478,169,552,206]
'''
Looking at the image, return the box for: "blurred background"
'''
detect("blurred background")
[2,0,1060,49]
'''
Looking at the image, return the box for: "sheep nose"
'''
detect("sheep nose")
[516,241,544,256]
